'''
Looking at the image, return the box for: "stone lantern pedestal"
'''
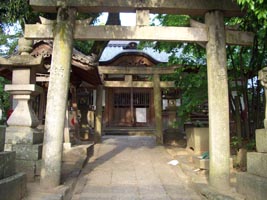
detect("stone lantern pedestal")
[0,125,27,200]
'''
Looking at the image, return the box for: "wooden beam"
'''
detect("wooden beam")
[98,66,179,75]
[29,0,243,17]
[25,25,208,42]
[160,82,176,88]
[103,81,175,88]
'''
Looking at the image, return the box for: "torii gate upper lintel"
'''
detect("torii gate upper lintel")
[25,0,253,193]
[29,0,243,17]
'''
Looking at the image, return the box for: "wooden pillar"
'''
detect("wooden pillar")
[153,74,163,144]
[40,7,76,189]
[205,11,230,190]
[95,85,103,143]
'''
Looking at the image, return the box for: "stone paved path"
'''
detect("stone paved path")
[72,136,201,200]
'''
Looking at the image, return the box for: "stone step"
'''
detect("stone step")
[104,128,155,136]
[62,143,94,182]
[247,152,267,178]
[237,172,267,200]
[0,151,16,179]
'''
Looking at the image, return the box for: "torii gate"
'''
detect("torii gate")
[24,0,254,191]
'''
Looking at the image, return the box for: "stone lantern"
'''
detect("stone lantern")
[0,38,44,181]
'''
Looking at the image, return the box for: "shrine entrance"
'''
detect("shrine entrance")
[21,0,254,191]
[106,88,153,127]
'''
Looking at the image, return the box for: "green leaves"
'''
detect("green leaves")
[237,0,267,27]
[0,77,10,121]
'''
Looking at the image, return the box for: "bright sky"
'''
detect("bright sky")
[97,12,137,26]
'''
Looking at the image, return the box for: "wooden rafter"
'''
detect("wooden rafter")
[98,66,180,75]
[103,81,175,88]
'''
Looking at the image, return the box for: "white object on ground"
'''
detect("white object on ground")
[167,160,179,166]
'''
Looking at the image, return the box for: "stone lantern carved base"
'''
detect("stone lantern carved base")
[4,84,44,181]
[7,99,40,127]
[5,84,42,128]
[5,126,43,146]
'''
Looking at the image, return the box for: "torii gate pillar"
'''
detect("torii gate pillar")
[40,7,76,189]
[95,85,103,143]
[153,74,163,144]
[205,11,230,190]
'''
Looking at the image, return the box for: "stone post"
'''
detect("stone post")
[153,74,163,144]
[236,68,267,199]
[40,6,76,189]
[259,67,267,128]
[95,85,103,143]
[205,11,230,190]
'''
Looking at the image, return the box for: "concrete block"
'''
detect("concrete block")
[0,172,27,200]
[247,152,267,178]
[63,142,72,150]
[193,156,233,170]
[256,129,267,153]
[0,126,6,152]
[0,151,16,179]
[4,144,13,151]
[186,127,209,154]
[16,159,42,182]
[5,126,43,145]
[193,156,209,169]
[237,172,267,200]
[13,144,42,160]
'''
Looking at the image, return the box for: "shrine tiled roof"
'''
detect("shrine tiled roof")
[100,41,170,63]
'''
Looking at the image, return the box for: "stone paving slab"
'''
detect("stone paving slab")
[72,136,201,200]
